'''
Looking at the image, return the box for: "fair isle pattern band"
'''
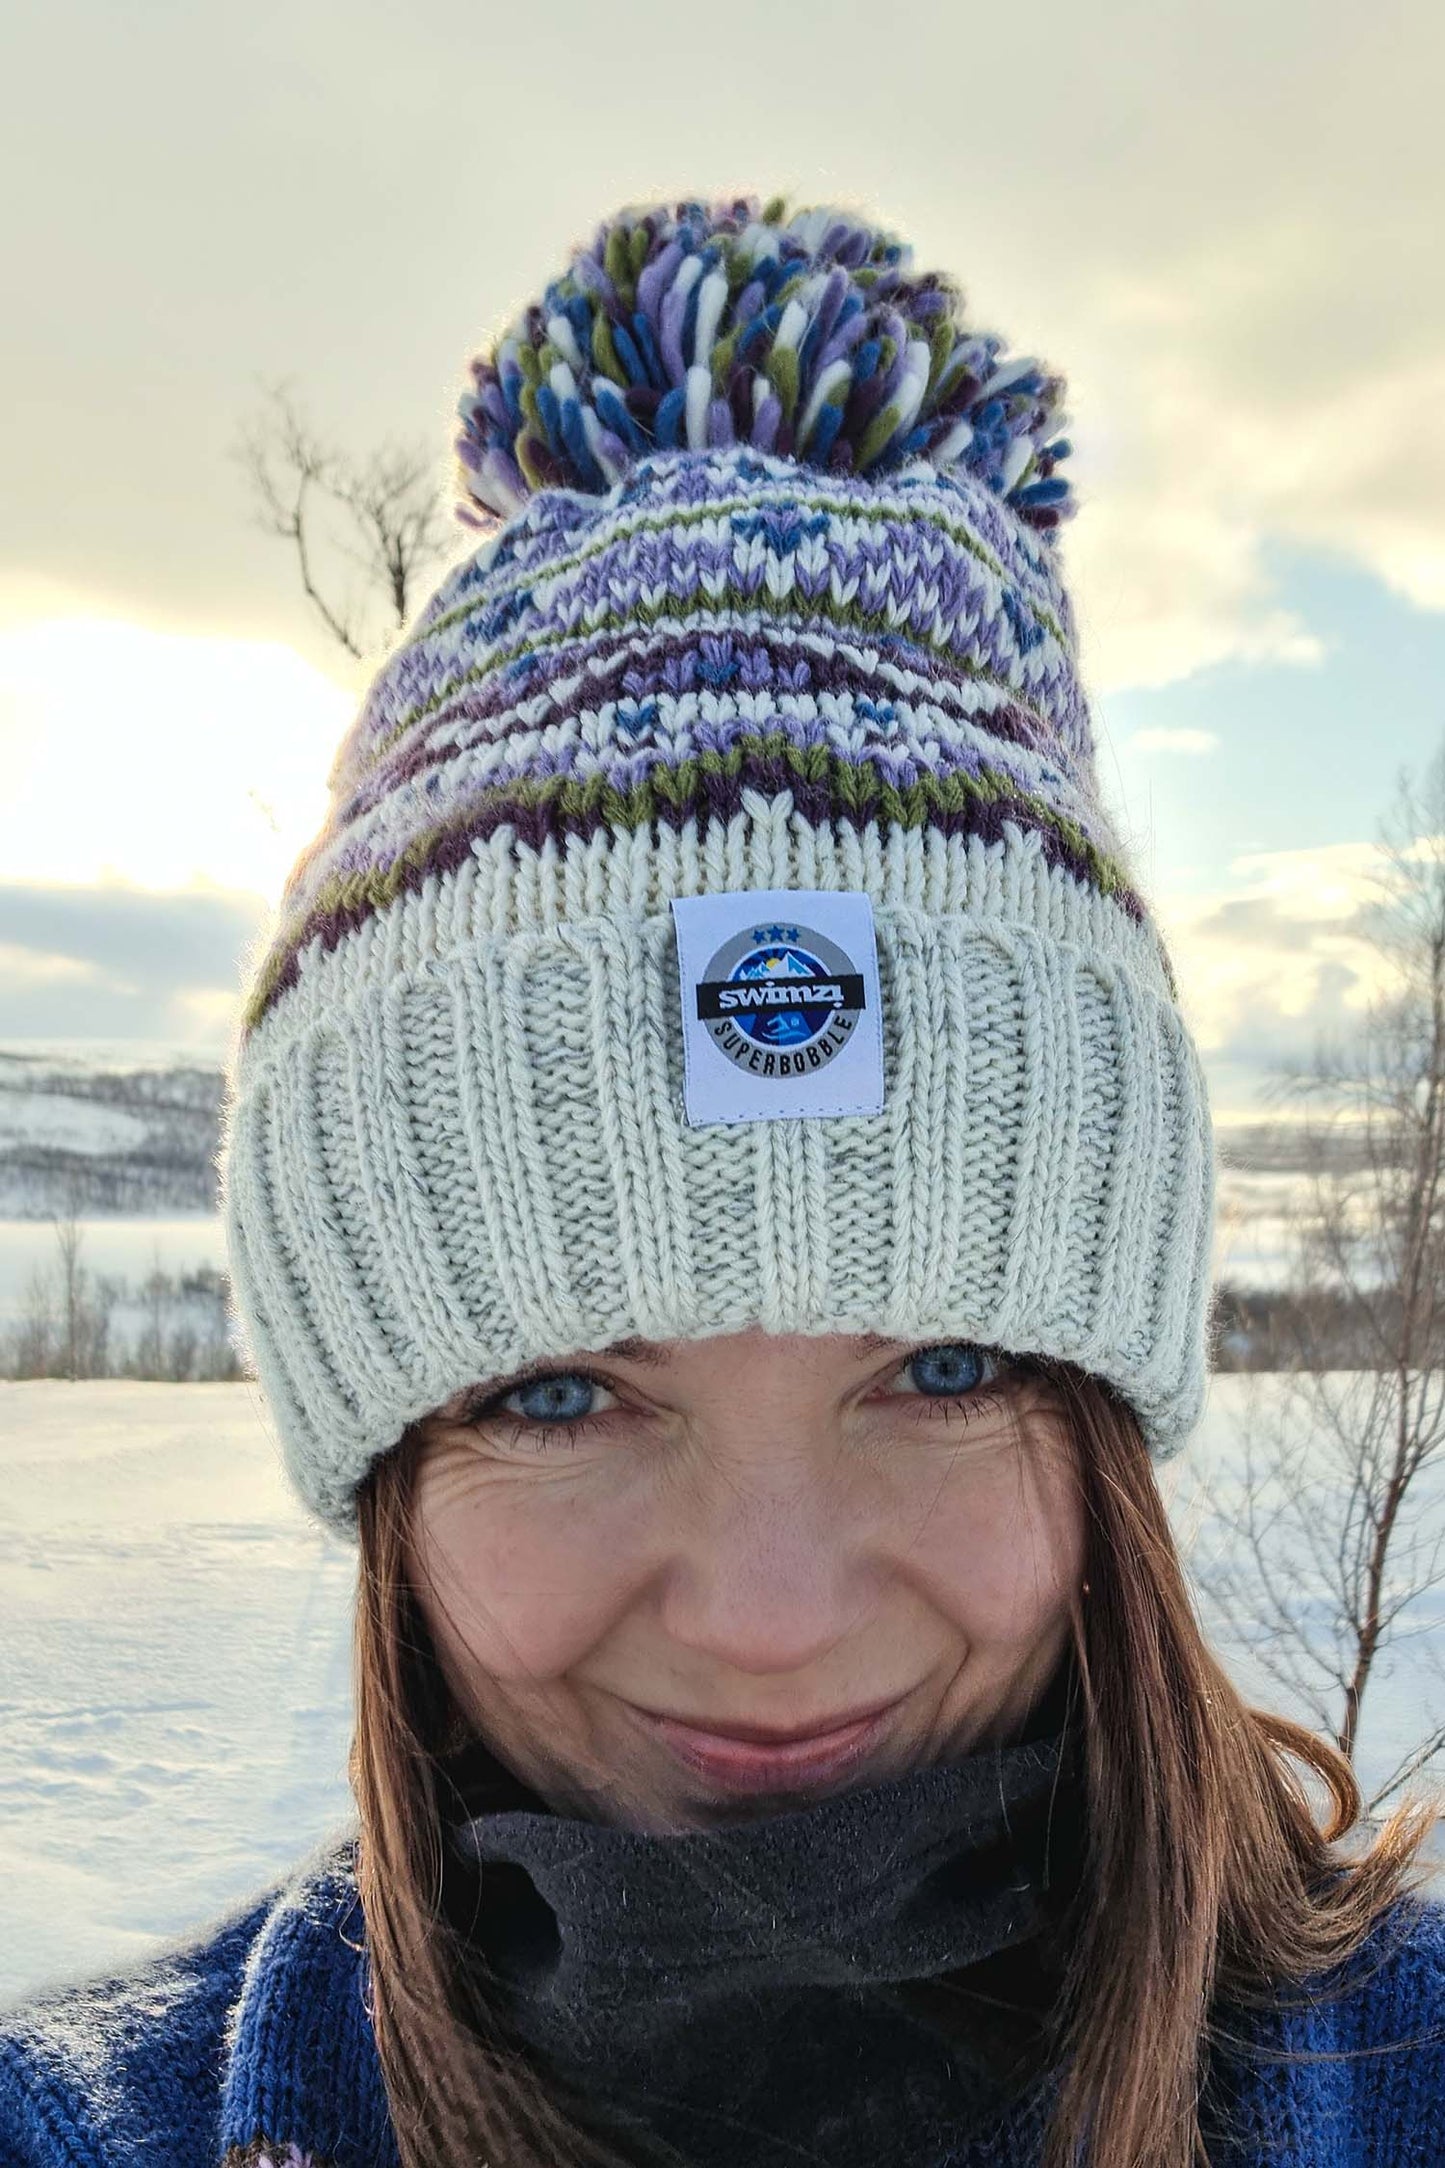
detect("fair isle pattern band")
[223,818,1215,1535]
[241,450,1142,1035]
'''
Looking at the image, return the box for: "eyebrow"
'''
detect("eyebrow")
[597,1336,667,1366]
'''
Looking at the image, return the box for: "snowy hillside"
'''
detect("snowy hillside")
[0,1046,224,1216]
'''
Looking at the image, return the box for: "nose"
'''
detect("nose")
[654,1457,879,1677]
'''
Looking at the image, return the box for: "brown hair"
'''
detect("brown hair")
[350,1361,1440,2168]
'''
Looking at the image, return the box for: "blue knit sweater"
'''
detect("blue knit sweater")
[2,1838,1444,2167]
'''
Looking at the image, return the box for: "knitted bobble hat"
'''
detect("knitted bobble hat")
[220,196,1217,1535]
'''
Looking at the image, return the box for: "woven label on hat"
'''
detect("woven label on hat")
[670,889,885,1127]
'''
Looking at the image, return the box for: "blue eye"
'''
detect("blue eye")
[907,1343,994,1396]
[506,1372,597,1423]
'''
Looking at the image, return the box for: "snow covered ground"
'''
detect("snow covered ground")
[0,1381,353,2003]
[1,1374,1441,2008]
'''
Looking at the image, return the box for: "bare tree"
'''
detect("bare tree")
[133,1252,172,1380]
[236,379,451,660]
[52,1190,89,1383]
[2,1212,112,1381]
[11,1261,56,1378]
[165,1323,198,1383]
[1192,739,1445,1818]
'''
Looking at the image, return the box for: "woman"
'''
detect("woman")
[2,196,1442,2168]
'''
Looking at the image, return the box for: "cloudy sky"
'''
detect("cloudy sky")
[2,0,1440,1122]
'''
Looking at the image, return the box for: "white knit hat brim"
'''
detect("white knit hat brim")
[222,819,1215,1534]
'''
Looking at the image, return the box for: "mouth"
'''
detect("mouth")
[629,1695,907,1795]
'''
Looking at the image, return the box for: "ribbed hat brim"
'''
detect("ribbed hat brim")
[222,820,1215,1534]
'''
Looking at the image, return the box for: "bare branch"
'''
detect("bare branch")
[1366,1724,1445,1816]
[234,378,450,660]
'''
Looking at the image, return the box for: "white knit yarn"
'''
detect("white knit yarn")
[221,817,1216,1534]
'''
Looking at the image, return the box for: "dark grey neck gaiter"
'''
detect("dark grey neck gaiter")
[448,1696,1086,2168]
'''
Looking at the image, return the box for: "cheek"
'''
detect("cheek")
[412,1466,652,1685]
[901,1446,1083,1644]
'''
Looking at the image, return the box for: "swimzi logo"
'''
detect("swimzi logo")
[671,887,884,1126]
[695,919,867,1080]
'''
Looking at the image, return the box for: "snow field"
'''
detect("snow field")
[0,1381,353,2001]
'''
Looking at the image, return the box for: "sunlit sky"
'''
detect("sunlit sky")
[2,0,1441,1122]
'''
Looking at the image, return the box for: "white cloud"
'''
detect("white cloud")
[1129,727,1220,756]
[0,618,349,898]
[0,942,103,991]
[1154,839,1396,1117]
[1063,206,1442,691]
[1221,840,1382,920]
[0,882,270,1050]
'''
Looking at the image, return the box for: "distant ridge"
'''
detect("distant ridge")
[0,1046,223,1217]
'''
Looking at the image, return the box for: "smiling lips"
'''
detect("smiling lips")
[635,1696,905,1792]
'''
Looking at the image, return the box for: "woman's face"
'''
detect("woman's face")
[407,1329,1085,1830]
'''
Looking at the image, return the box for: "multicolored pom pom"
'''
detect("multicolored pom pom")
[455,197,1076,536]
